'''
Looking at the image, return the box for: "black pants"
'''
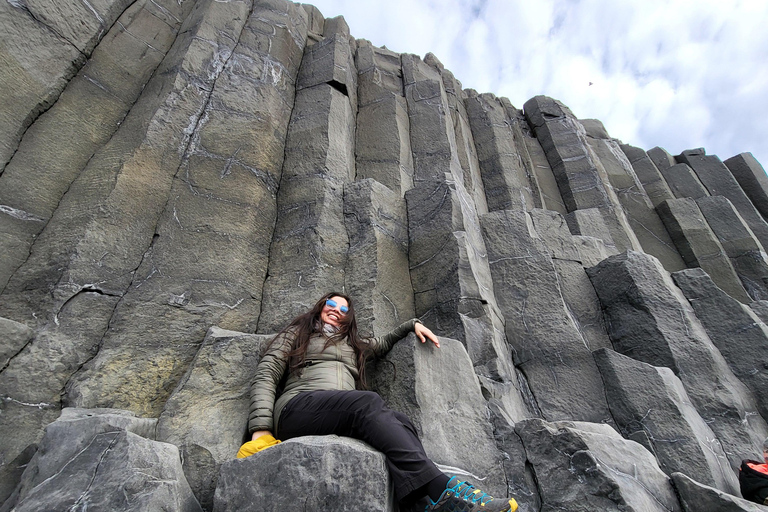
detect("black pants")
[276,389,443,502]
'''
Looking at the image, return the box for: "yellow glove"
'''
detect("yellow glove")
[236,434,281,458]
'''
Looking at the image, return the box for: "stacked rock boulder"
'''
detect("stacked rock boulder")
[1,1,768,511]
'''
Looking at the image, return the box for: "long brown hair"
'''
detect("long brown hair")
[263,292,373,387]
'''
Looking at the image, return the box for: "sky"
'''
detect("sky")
[306,0,768,171]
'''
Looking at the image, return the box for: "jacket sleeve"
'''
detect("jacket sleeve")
[247,331,293,434]
[367,318,421,359]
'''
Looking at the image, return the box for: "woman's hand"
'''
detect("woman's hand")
[252,430,273,441]
[414,323,440,348]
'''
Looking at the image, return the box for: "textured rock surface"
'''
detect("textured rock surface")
[672,472,767,512]
[588,251,768,470]
[5,408,200,512]
[594,348,739,494]
[3,1,768,510]
[516,418,680,512]
[215,436,393,512]
[671,268,768,420]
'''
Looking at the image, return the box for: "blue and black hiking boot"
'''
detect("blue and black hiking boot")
[424,476,518,512]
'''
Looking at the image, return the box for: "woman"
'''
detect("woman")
[242,292,518,512]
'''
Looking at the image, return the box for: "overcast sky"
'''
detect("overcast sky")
[307,0,768,171]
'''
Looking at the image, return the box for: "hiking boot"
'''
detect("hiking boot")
[424,476,518,512]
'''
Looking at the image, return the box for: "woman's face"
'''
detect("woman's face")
[320,296,349,328]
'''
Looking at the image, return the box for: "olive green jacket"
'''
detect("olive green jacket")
[248,318,420,434]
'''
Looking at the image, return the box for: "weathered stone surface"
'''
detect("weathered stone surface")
[0,2,84,172]
[750,300,768,324]
[659,162,710,199]
[0,444,35,507]
[621,144,676,207]
[725,152,768,222]
[156,327,271,509]
[405,179,516,387]
[648,146,676,172]
[0,317,33,370]
[587,134,685,272]
[465,91,537,212]
[0,0,185,290]
[62,0,307,415]
[8,411,200,512]
[214,436,393,512]
[565,207,619,251]
[671,268,768,420]
[678,149,768,251]
[529,209,613,349]
[343,179,414,338]
[516,418,681,512]
[672,472,766,511]
[481,209,613,423]
[696,195,768,300]
[355,41,413,196]
[258,81,355,332]
[297,20,357,110]
[370,335,511,498]
[587,251,768,470]
[594,348,739,494]
[436,64,490,216]
[657,198,751,303]
[523,95,641,253]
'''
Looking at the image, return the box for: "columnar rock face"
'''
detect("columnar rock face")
[2,1,768,510]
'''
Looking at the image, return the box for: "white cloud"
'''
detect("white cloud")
[306,0,768,169]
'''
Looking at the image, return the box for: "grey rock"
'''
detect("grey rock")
[465,91,538,212]
[438,67,489,215]
[10,426,200,512]
[678,150,768,251]
[580,118,610,139]
[355,41,413,195]
[565,207,619,252]
[297,29,357,110]
[486,401,541,512]
[523,95,641,253]
[725,152,768,222]
[0,444,35,506]
[620,144,675,207]
[343,179,415,338]
[370,334,509,497]
[405,178,518,390]
[660,162,710,199]
[481,209,613,424]
[671,268,768,420]
[0,317,32,370]
[156,327,272,508]
[258,81,355,332]
[527,209,613,349]
[61,0,304,415]
[586,135,685,272]
[214,436,393,512]
[0,2,84,173]
[0,0,183,290]
[696,195,768,300]
[516,418,681,512]
[657,198,751,303]
[750,300,768,324]
[587,250,768,470]
[594,348,739,494]
[648,146,676,172]
[672,472,766,511]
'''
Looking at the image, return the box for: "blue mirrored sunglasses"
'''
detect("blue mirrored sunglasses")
[325,299,349,315]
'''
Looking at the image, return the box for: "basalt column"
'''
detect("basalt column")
[402,53,529,419]
[0,0,260,472]
[523,96,641,253]
[63,0,311,414]
[257,16,357,333]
